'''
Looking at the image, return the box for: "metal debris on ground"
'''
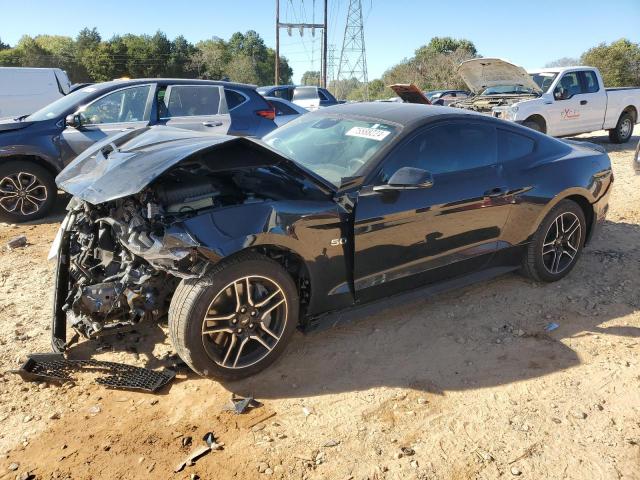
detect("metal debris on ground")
[174,433,223,473]
[12,353,175,392]
[224,394,262,414]
[544,322,560,332]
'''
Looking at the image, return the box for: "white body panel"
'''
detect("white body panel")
[495,66,640,137]
[0,67,71,119]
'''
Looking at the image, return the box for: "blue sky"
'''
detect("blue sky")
[1,0,638,83]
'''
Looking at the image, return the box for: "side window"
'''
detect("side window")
[554,72,582,100]
[580,71,599,93]
[271,100,296,116]
[225,89,247,110]
[164,85,223,118]
[498,129,535,162]
[81,85,151,125]
[378,123,497,183]
[273,88,288,99]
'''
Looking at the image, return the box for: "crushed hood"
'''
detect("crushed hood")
[56,126,330,204]
[458,58,542,95]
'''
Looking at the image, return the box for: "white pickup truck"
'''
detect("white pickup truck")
[450,58,640,143]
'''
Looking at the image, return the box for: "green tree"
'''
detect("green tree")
[0,38,11,50]
[581,39,640,87]
[190,37,229,79]
[545,57,579,68]
[301,70,321,86]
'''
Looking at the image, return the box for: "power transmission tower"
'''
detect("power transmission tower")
[336,0,368,100]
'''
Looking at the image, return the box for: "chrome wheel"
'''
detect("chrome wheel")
[201,275,288,369]
[620,118,632,139]
[542,212,582,275]
[0,172,48,216]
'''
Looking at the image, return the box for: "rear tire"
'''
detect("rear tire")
[608,111,634,144]
[521,199,586,282]
[0,161,56,223]
[169,252,299,380]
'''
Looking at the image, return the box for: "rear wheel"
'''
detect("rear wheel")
[0,161,56,223]
[169,252,299,380]
[521,200,586,282]
[609,111,634,144]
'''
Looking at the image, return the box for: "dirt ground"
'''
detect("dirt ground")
[0,131,638,480]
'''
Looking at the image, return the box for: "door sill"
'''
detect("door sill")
[304,266,518,333]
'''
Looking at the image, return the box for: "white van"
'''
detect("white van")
[0,67,72,119]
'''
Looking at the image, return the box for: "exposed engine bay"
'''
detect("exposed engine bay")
[53,154,324,347]
[449,93,538,114]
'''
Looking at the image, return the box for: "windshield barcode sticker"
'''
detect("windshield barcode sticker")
[345,126,391,141]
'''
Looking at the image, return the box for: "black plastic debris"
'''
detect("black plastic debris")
[13,353,175,393]
[224,394,262,414]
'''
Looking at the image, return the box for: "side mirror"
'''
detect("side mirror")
[65,113,83,128]
[373,167,434,192]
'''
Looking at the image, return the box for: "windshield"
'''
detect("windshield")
[480,85,536,95]
[529,72,558,93]
[26,86,99,121]
[263,114,399,187]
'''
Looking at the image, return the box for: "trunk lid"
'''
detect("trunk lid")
[388,84,431,104]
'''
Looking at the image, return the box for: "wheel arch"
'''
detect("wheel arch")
[523,114,547,133]
[621,105,637,123]
[1,154,60,178]
[528,190,595,245]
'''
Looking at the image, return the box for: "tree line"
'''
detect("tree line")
[0,28,293,85]
[301,37,640,101]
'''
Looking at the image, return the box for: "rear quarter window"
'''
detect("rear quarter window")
[498,129,535,162]
[225,89,249,110]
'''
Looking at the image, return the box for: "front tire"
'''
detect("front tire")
[0,161,56,223]
[522,118,543,133]
[169,252,299,380]
[521,199,586,282]
[609,111,634,144]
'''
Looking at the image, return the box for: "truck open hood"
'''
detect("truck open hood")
[458,58,542,95]
[56,126,332,204]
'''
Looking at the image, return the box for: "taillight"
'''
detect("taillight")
[256,108,275,120]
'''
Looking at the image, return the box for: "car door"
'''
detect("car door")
[352,120,512,303]
[157,84,230,134]
[547,71,585,136]
[577,70,607,132]
[59,84,155,163]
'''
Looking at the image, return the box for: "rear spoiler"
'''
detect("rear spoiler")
[388,84,431,105]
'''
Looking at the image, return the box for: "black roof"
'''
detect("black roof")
[310,102,482,128]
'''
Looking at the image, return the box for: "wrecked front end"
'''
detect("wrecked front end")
[50,127,332,351]
[449,94,538,115]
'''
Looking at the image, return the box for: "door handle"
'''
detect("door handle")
[484,187,506,198]
[202,121,223,127]
[580,100,588,105]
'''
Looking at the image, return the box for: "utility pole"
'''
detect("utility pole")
[336,0,369,100]
[275,0,328,88]
[275,0,280,85]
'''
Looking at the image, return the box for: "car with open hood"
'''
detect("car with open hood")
[50,103,613,380]
[0,78,277,223]
[450,58,640,142]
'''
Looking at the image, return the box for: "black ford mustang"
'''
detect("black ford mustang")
[50,103,613,379]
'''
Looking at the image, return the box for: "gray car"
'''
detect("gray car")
[0,78,277,222]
